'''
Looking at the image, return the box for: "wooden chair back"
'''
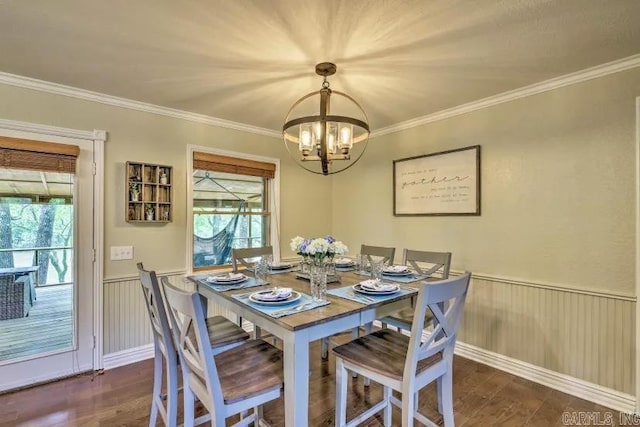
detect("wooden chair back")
[405,272,471,381]
[360,244,396,266]
[161,278,224,414]
[137,263,174,358]
[231,246,273,272]
[402,249,452,278]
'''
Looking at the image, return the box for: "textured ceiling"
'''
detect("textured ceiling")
[0,0,639,132]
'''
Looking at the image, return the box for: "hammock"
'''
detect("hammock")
[193,201,248,268]
[193,171,248,268]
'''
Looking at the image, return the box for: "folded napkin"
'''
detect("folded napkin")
[383,265,409,273]
[208,273,245,282]
[254,287,292,300]
[334,257,354,265]
[360,280,398,292]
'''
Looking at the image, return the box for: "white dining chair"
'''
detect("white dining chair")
[333,272,471,427]
[231,246,273,273]
[320,244,398,360]
[161,278,284,427]
[380,249,452,332]
[137,263,249,427]
[360,244,396,266]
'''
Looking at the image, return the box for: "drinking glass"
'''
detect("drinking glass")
[358,254,369,275]
[264,254,273,270]
[370,257,384,281]
[255,257,269,284]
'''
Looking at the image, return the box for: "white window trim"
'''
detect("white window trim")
[186,144,281,273]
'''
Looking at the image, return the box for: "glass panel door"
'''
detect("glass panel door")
[0,138,95,392]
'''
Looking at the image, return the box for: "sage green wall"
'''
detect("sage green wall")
[0,83,333,279]
[333,68,640,295]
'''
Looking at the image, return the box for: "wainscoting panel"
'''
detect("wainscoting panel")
[103,271,635,396]
[103,272,238,354]
[459,276,635,394]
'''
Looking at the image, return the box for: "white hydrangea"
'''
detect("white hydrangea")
[290,236,304,253]
[330,241,348,255]
[306,237,330,255]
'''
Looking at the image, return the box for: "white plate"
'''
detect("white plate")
[352,283,399,295]
[335,261,355,267]
[249,290,302,305]
[206,274,248,284]
[383,269,412,276]
[269,263,292,270]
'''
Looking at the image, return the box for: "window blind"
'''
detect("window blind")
[193,152,276,179]
[0,136,80,174]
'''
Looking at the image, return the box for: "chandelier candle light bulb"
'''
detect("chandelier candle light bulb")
[283,62,370,175]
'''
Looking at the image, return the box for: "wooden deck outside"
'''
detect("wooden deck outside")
[0,284,72,362]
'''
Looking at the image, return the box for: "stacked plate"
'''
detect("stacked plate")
[206,273,248,285]
[334,257,355,267]
[269,262,293,271]
[353,279,399,295]
[382,265,412,276]
[249,288,301,305]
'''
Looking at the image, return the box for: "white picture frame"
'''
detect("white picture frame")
[393,145,481,216]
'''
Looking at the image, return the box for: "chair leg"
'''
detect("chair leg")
[254,325,262,339]
[439,370,454,427]
[401,386,415,427]
[321,338,329,360]
[149,349,162,427]
[383,386,392,426]
[254,405,264,425]
[183,381,195,427]
[335,358,348,427]
[166,355,179,426]
[436,376,443,414]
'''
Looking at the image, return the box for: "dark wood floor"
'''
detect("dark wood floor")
[0,341,619,427]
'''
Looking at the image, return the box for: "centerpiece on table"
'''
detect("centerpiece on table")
[290,236,348,301]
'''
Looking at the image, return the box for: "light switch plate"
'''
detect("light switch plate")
[110,246,134,261]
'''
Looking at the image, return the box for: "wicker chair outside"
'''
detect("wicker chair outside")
[0,274,32,320]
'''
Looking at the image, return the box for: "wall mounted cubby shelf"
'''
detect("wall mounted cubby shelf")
[126,161,172,223]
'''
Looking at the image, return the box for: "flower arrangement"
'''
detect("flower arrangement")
[290,235,348,264]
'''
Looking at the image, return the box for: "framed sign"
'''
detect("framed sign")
[393,145,480,216]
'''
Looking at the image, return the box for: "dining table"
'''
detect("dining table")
[188,265,428,427]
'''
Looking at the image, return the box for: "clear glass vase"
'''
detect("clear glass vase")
[309,263,328,302]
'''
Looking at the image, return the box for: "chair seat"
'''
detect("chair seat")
[332,329,441,381]
[382,308,434,330]
[215,339,284,404]
[199,315,250,348]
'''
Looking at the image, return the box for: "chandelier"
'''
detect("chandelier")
[283,62,370,175]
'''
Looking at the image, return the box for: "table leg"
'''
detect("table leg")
[283,333,309,426]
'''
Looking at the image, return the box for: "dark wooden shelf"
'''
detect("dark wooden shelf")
[126,161,173,223]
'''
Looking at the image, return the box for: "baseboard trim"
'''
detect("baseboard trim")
[454,341,636,413]
[103,344,154,370]
[102,325,635,413]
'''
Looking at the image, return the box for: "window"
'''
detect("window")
[191,151,276,271]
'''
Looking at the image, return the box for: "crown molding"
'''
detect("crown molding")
[0,72,282,139]
[372,53,640,138]
[2,54,639,141]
